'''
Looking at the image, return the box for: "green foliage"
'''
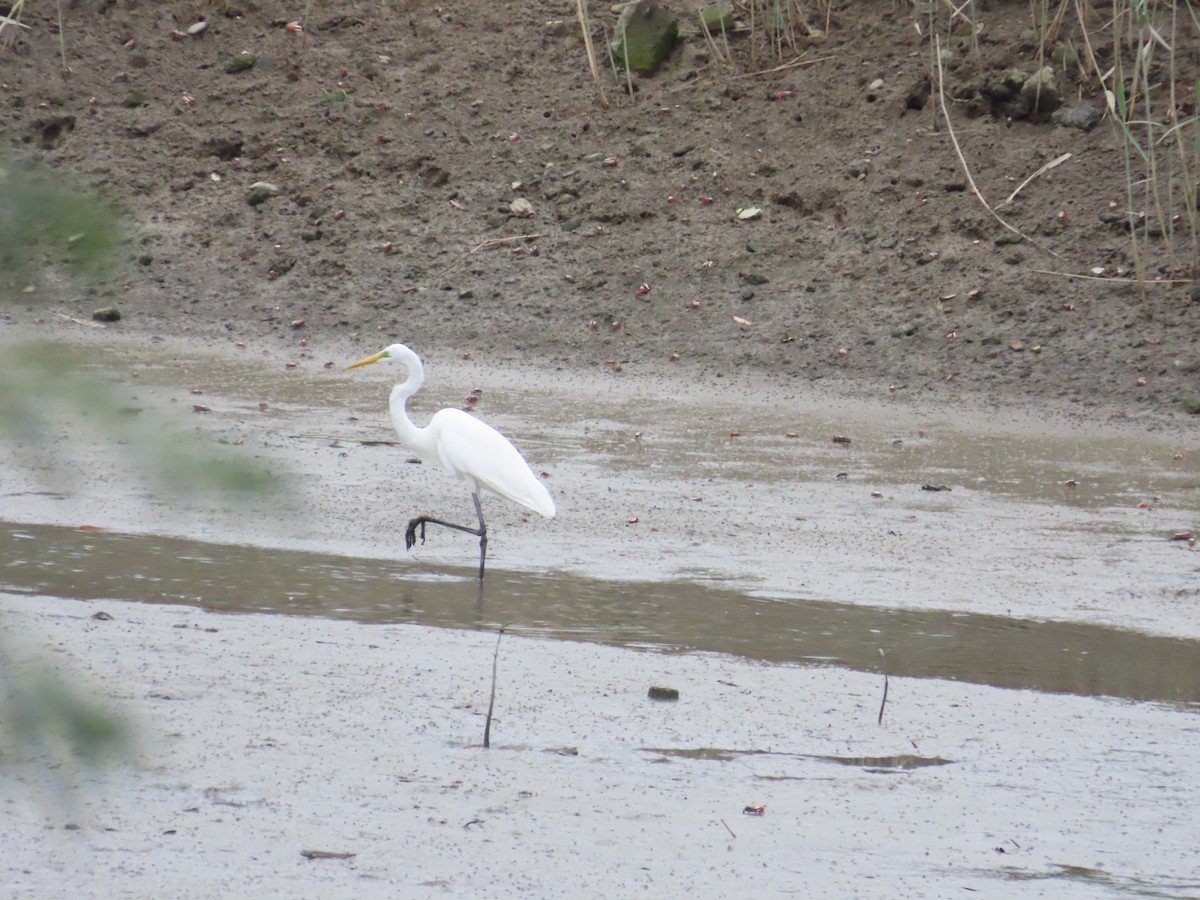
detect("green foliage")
[0,155,281,789]
[0,343,279,498]
[0,158,279,499]
[0,156,122,286]
[0,646,131,777]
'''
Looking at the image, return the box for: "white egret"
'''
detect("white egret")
[346,343,555,580]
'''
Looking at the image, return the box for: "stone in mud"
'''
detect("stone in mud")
[247,182,280,206]
[610,0,679,75]
[1014,66,1060,119]
[225,50,257,74]
[92,306,121,323]
[1051,104,1102,131]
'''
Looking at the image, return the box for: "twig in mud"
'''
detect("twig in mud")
[1030,269,1192,285]
[483,624,507,749]
[999,153,1072,207]
[877,649,889,726]
[0,12,31,34]
[422,232,547,288]
[469,233,546,254]
[729,54,834,79]
[663,54,835,95]
[292,433,401,447]
[54,0,69,75]
[300,849,356,860]
[934,37,1059,258]
[55,313,105,328]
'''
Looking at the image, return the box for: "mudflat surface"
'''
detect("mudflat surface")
[4,592,1200,898]
[1,324,1197,895]
[3,323,1199,637]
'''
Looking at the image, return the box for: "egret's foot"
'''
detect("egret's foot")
[405,517,427,550]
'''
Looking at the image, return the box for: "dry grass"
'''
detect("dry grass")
[925,0,1199,287]
[1077,0,1200,287]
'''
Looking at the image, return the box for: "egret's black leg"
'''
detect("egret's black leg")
[403,492,489,581]
[473,492,487,582]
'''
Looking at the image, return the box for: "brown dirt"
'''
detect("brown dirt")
[3,0,1199,421]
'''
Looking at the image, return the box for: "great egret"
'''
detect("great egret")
[346,343,555,580]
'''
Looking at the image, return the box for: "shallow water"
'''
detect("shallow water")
[4,520,1197,706]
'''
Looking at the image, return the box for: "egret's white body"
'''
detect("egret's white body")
[347,343,554,578]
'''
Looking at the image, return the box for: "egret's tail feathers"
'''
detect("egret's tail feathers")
[490,474,555,518]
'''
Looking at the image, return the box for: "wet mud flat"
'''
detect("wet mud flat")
[2,592,1199,897]
[2,324,1198,638]
[1,325,1199,895]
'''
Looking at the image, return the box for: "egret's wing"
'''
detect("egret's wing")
[430,409,555,518]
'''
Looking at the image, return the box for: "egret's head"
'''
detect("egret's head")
[346,347,392,370]
[347,343,419,372]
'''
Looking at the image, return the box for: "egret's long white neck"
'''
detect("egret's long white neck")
[387,346,438,457]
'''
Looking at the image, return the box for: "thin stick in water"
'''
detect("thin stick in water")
[483,624,507,749]
[878,672,889,726]
[877,648,889,726]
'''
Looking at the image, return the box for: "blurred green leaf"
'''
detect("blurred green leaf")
[0,342,279,499]
[0,638,133,787]
[0,154,122,286]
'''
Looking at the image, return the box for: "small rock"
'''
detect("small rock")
[648,685,680,701]
[1016,66,1060,119]
[225,50,257,74]
[510,197,534,218]
[247,181,280,206]
[1050,42,1078,67]
[610,0,680,75]
[1051,104,1102,131]
[92,307,121,322]
[904,78,931,111]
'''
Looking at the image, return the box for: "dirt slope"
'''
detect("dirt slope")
[3,0,1198,421]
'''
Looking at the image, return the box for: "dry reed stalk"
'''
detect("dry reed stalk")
[0,0,30,43]
[999,152,1072,207]
[575,0,610,109]
[934,36,1058,257]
